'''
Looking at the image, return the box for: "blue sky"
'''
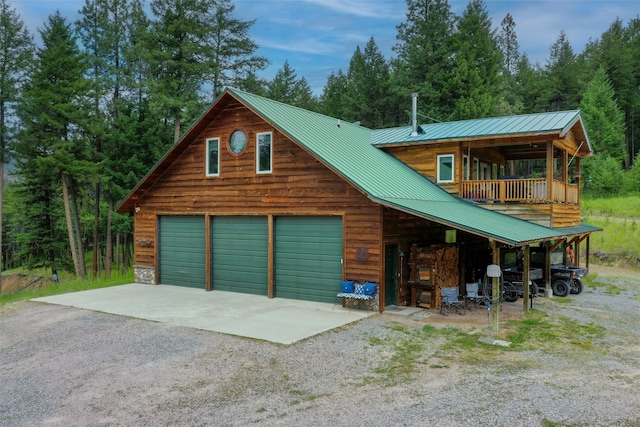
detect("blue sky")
[12,0,640,94]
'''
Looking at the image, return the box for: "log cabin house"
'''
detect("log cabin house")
[118,89,600,312]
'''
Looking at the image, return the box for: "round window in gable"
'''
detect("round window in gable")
[228,130,247,155]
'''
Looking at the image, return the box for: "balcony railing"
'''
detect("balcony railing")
[461,178,579,204]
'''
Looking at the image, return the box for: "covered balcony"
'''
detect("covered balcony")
[456,136,590,228]
[461,177,579,205]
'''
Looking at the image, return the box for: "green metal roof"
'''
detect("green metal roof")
[230,89,453,203]
[371,110,589,147]
[230,89,596,246]
[553,223,603,236]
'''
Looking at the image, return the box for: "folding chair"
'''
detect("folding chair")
[464,282,484,309]
[439,286,465,316]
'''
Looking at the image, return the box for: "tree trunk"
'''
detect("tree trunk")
[123,233,131,270]
[105,199,113,279]
[61,171,83,278]
[93,181,101,278]
[116,231,120,275]
[68,176,87,278]
[0,161,3,292]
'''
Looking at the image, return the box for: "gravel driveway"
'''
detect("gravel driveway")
[2,268,640,427]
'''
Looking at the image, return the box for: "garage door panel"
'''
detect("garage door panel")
[211,216,268,295]
[275,216,342,303]
[158,216,206,288]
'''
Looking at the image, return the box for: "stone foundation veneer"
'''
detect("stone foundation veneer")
[134,265,155,284]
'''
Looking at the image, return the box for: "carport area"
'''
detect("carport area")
[33,283,376,345]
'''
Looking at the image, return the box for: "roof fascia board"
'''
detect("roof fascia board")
[559,111,581,137]
[373,131,561,148]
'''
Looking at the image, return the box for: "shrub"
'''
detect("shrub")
[582,155,625,196]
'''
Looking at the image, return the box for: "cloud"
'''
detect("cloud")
[489,0,635,64]
[300,0,405,19]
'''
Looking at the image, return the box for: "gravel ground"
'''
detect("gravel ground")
[2,267,640,427]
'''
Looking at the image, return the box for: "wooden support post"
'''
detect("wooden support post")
[563,149,569,202]
[522,245,530,312]
[491,240,500,333]
[576,157,581,202]
[547,141,554,202]
[544,241,552,297]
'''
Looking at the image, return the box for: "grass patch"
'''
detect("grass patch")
[541,418,579,427]
[506,309,605,351]
[582,273,623,295]
[582,195,640,219]
[363,306,608,387]
[0,270,134,307]
[581,195,640,268]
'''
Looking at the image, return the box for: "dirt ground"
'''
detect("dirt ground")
[0,274,53,293]
[2,264,640,426]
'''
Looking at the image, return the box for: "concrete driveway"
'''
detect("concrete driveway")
[33,283,377,345]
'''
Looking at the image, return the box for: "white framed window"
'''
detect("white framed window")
[256,131,272,174]
[437,154,454,183]
[463,155,469,181]
[473,158,479,180]
[206,137,220,177]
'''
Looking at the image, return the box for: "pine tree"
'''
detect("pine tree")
[513,53,545,114]
[494,13,523,115]
[392,0,455,122]
[540,31,582,111]
[344,37,393,128]
[236,70,268,97]
[0,0,34,288]
[319,70,348,119]
[627,18,640,165]
[498,13,519,76]
[584,19,639,168]
[202,0,268,100]
[77,0,141,278]
[147,0,209,142]
[15,12,93,277]
[446,0,503,120]
[580,67,626,163]
[266,61,317,109]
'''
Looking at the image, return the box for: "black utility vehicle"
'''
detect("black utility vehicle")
[531,248,588,297]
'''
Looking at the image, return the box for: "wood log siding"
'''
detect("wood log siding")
[133,212,156,267]
[132,103,383,284]
[482,202,581,228]
[383,208,447,307]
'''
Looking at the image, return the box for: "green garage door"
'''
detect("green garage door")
[158,216,205,288]
[275,216,343,303]
[211,216,268,295]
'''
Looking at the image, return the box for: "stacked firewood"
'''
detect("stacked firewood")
[411,244,459,309]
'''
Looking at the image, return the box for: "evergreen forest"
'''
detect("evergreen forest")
[1,0,639,279]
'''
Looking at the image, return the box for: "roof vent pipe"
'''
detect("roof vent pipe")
[411,93,418,136]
